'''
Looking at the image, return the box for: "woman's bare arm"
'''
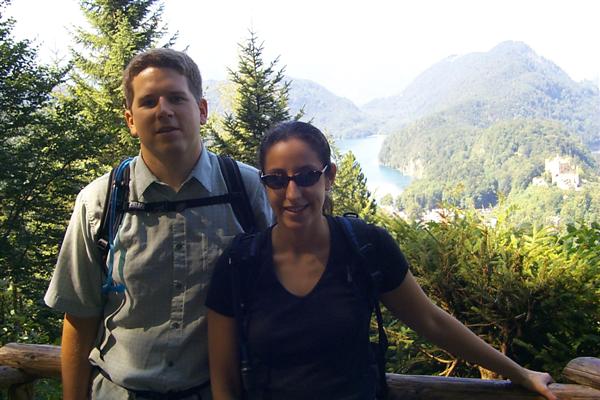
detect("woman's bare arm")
[380,271,556,400]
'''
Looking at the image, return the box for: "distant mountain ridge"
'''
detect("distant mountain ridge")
[375,41,600,211]
[365,41,600,143]
[203,77,376,138]
[288,78,377,138]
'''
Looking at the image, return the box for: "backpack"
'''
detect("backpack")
[96,155,257,295]
[228,214,389,399]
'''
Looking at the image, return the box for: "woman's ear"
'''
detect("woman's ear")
[325,163,337,191]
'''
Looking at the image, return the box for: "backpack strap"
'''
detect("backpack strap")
[336,214,389,399]
[217,155,257,234]
[95,155,257,293]
[228,231,265,400]
[96,158,132,294]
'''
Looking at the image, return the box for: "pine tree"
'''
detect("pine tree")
[71,0,174,160]
[331,151,377,219]
[205,30,294,166]
[0,0,105,343]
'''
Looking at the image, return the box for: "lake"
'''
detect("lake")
[335,135,412,200]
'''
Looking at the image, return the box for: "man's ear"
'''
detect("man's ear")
[124,109,138,138]
[326,163,337,191]
[199,98,208,125]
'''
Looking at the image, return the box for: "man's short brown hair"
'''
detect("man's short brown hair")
[123,48,203,109]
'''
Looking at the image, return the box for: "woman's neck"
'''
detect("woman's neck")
[272,215,330,254]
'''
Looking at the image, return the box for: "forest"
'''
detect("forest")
[0,0,598,398]
[378,41,600,220]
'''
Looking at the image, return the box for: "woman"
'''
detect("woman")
[205,121,556,400]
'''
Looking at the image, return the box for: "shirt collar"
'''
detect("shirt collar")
[134,145,216,195]
[189,145,216,193]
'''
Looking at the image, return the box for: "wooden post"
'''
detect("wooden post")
[0,366,32,388]
[563,357,600,391]
[0,366,35,400]
[1,343,600,399]
[0,343,61,379]
[386,374,600,400]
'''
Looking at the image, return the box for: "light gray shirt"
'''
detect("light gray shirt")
[44,146,273,392]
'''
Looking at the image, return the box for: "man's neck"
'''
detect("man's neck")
[140,144,202,191]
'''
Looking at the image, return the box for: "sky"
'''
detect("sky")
[6,0,600,105]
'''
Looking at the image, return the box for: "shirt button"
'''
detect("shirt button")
[175,243,183,250]
[171,322,180,329]
[174,281,183,290]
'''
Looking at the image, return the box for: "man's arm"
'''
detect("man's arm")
[207,309,241,400]
[61,313,101,400]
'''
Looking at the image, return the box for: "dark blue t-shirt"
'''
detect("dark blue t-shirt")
[206,216,409,399]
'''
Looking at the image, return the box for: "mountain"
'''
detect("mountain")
[203,78,376,138]
[376,41,600,212]
[366,41,600,145]
[288,78,376,138]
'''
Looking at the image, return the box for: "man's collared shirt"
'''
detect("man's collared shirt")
[45,146,273,392]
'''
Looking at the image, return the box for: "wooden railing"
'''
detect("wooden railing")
[1,343,599,399]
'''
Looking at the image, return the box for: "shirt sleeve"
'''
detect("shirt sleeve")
[373,225,410,293]
[44,181,106,317]
[205,243,236,317]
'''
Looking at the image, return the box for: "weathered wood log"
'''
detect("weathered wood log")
[386,374,600,400]
[564,357,600,391]
[0,366,33,388]
[0,343,61,379]
[1,343,600,399]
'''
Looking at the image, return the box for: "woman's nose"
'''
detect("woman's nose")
[285,179,302,200]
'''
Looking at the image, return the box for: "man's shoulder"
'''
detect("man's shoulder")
[235,160,261,184]
[78,171,112,204]
[206,151,261,184]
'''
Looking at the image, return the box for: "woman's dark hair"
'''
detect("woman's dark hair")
[259,121,334,214]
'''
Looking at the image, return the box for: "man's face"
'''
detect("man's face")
[124,67,208,162]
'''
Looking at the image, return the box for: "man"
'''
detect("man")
[45,49,273,399]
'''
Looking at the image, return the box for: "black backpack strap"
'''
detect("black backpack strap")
[125,195,236,213]
[228,231,265,400]
[336,214,389,399]
[217,155,257,233]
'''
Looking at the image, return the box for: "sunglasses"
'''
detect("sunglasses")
[260,165,329,190]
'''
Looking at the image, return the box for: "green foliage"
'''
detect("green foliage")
[378,209,600,378]
[498,183,600,228]
[331,151,377,220]
[70,0,174,160]
[389,118,598,217]
[204,31,294,167]
[0,1,104,345]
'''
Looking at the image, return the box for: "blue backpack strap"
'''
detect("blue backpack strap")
[228,231,265,399]
[336,214,389,399]
[97,157,133,295]
[96,155,256,296]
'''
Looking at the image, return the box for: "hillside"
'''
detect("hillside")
[288,78,377,138]
[375,41,600,214]
[368,41,600,145]
[203,78,375,138]
[390,118,596,211]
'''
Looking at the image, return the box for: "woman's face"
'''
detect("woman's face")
[262,137,335,231]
